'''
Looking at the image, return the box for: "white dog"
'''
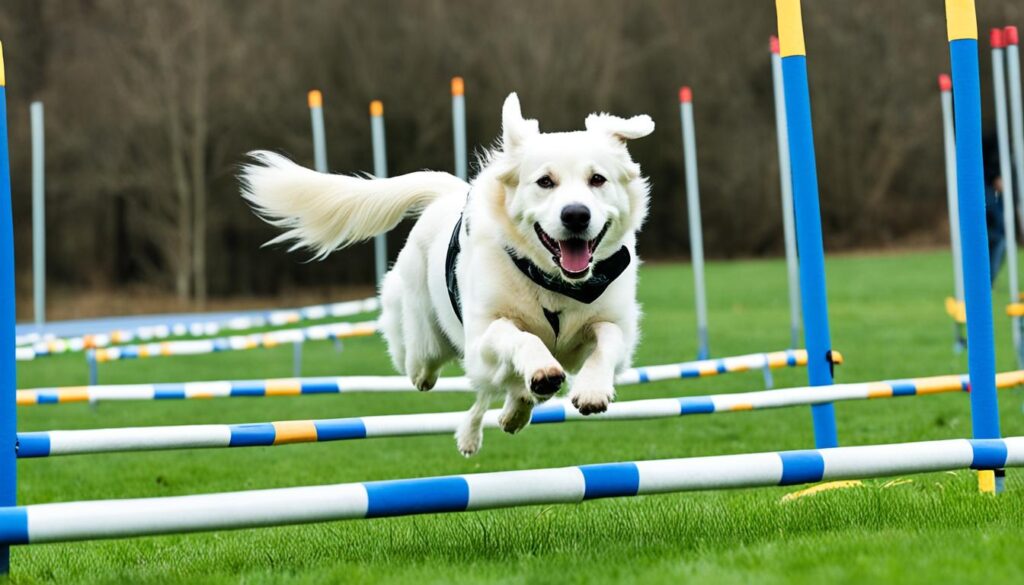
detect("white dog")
[241,93,653,456]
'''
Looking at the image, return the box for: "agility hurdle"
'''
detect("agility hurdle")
[17,370,1024,459]
[15,296,380,356]
[17,350,814,406]
[1,436,1022,545]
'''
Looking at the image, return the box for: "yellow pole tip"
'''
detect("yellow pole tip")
[0,40,5,87]
[451,77,464,96]
[945,0,978,42]
[307,90,323,108]
[370,100,384,117]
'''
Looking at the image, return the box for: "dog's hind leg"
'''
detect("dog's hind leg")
[378,270,407,375]
[398,257,455,391]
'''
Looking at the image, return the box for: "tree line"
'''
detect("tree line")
[0,0,1021,305]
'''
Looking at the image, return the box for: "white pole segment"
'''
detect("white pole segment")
[992,34,1023,366]
[370,101,388,287]
[770,38,802,349]
[30,101,44,329]
[679,87,709,360]
[5,437,1022,544]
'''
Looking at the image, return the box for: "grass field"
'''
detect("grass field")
[10,249,1024,584]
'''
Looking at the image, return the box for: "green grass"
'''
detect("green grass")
[9,249,1024,584]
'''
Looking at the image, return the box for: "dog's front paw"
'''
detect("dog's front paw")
[529,365,565,398]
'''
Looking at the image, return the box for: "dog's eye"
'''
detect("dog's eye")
[589,174,607,188]
[536,175,556,189]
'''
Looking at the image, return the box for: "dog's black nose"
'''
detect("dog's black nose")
[560,204,591,233]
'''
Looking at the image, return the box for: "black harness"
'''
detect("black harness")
[445,214,631,337]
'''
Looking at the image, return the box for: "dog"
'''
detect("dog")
[240,93,653,456]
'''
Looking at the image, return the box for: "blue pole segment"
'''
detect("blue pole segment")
[0,81,17,572]
[949,38,1001,442]
[780,55,838,448]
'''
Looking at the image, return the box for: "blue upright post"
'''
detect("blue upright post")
[775,0,839,448]
[0,40,17,572]
[945,0,1004,493]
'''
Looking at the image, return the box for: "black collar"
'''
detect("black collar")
[445,215,630,335]
[506,245,631,304]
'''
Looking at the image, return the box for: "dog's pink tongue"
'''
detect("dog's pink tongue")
[558,239,592,274]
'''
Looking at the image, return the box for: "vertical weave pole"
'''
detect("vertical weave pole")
[1004,27,1024,244]
[1007,26,1024,358]
[991,29,1023,368]
[308,90,328,173]
[369,100,388,287]
[30,101,44,330]
[770,36,802,349]
[939,74,966,353]
[945,0,1004,493]
[0,41,16,573]
[451,77,468,181]
[774,0,839,448]
[678,87,710,360]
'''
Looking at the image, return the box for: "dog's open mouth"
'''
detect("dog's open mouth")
[534,222,610,279]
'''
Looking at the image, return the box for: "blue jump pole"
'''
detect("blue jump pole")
[775,0,839,448]
[945,0,1004,493]
[0,41,17,572]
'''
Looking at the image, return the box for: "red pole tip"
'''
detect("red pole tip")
[938,73,952,91]
[1006,26,1020,46]
[769,35,780,54]
[991,28,1005,49]
[679,86,692,103]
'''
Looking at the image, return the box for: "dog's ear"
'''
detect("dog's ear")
[502,93,539,152]
[585,113,655,143]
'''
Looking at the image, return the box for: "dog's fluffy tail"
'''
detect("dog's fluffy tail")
[240,151,469,259]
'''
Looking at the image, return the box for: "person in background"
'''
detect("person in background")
[985,135,1006,287]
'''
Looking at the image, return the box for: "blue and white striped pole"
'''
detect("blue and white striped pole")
[0,40,16,573]
[769,36,802,350]
[991,29,1023,368]
[678,87,710,361]
[939,74,966,352]
[451,77,468,181]
[775,0,839,448]
[946,0,1004,493]
[0,437,1022,546]
[370,100,388,287]
[15,370,1024,459]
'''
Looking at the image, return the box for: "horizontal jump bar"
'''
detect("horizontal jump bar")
[17,350,811,406]
[17,369,1022,458]
[0,436,1020,544]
